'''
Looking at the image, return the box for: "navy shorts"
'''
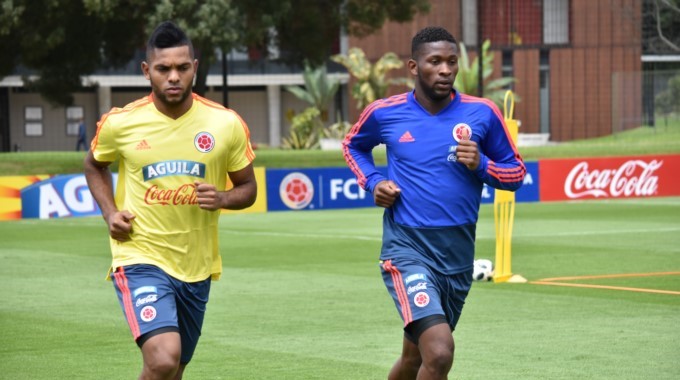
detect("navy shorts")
[381,258,472,333]
[111,264,211,364]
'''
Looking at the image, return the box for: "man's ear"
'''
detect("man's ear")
[408,59,418,76]
[141,62,150,80]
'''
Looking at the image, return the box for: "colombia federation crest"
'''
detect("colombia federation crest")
[194,132,215,153]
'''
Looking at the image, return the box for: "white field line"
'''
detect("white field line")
[221,229,383,241]
[221,226,680,242]
[510,226,680,239]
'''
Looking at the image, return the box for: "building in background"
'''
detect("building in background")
[350,0,645,142]
[0,50,349,152]
[0,0,659,151]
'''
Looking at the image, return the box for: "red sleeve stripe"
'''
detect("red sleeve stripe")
[488,161,526,176]
[487,170,525,181]
[488,162,526,175]
[230,111,256,162]
[343,94,408,188]
[194,94,256,162]
[460,94,524,158]
[113,267,141,339]
[382,260,412,326]
[342,143,367,188]
[91,96,152,152]
[460,94,526,179]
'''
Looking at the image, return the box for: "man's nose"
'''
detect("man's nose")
[168,69,180,82]
[440,65,452,76]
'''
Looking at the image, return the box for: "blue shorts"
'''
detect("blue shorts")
[381,258,472,332]
[111,264,211,364]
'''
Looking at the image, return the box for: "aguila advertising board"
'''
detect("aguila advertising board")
[539,155,680,201]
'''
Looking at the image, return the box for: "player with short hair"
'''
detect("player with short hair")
[343,26,525,379]
[84,21,257,380]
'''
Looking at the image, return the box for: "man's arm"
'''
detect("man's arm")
[83,151,135,241]
[195,163,257,211]
[343,103,387,194]
[472,105,526,192]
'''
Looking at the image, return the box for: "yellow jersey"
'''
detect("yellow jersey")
[92,93,255,282]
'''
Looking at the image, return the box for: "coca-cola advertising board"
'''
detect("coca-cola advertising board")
[539,155,680,201]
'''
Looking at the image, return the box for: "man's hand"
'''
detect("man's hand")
[106,210,135,242]
[374,180,401,208]
[195,182,224,211]
[455,140,480,170]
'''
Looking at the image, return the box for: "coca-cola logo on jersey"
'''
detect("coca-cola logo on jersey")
[144,183,198,206]
[564,160,663,198]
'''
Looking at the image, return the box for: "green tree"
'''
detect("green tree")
[145,0,242,97]
[0,1,151,105]
[331,47,412,110]
[454,40,518,107]
[239,0,430,66]
[0,0,429,106]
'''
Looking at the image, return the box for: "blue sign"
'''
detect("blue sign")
[21,173,118,219]
[266,167,386,211]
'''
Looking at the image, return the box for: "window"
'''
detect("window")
[24,106,43,137]
[543,0,569,44]
[461,0,478,46]
[468,0,570,47]
[66,106,84,136]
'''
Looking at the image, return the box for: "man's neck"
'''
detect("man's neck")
[414,89,453,115]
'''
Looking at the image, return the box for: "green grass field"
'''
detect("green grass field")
[1,198,678,379]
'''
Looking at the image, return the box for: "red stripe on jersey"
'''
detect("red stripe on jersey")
[344,94,408,188]
[113,268,141,339]
[460,94,526,181]
[383,260,412,326]
[91,95,152,152]
[194,94,256,162]
[460,94,523,155]
[487,162,526,182]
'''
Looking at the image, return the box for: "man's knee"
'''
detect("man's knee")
[418,323,454,372]
[140,331,182,378]
[144,353,180,377]
[423,343,453,369]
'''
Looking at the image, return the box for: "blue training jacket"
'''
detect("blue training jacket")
[344,90,526,228]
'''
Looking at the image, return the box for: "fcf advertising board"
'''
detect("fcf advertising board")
[266,167,383,211]
[539,155,680,201]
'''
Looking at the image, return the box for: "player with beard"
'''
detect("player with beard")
[84,21,257,380]
[343,26,525,379]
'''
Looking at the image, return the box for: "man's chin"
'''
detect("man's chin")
[157,92,188,105]
[432,90,451,101]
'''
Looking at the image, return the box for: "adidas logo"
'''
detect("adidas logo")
[136,140,151,150]
[398,131,415,143]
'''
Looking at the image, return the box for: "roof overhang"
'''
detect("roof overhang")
[0,73,350,88]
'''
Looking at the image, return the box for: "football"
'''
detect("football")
[473,259,494,281]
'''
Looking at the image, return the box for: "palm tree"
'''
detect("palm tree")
[284,63,340,123]
[455,40,518,107]
[331,47,412,110]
